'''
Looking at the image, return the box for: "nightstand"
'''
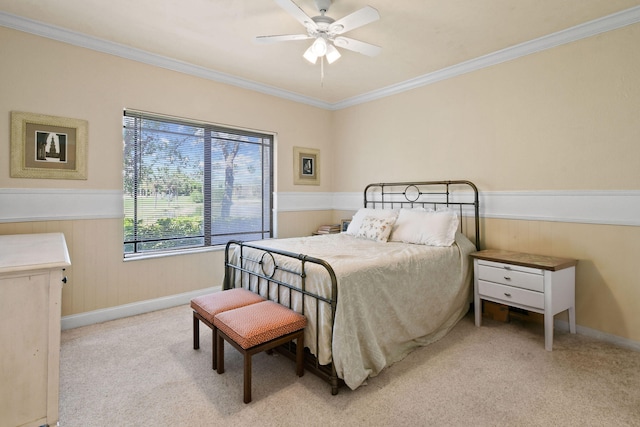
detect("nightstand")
[470,249,578,351]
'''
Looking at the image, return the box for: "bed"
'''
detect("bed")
[223,180,480,394]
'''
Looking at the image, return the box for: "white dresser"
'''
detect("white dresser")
[471,249,577,351]
[0,233,71,427]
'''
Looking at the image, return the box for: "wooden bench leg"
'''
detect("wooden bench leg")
[296,332,304,377]
[194,311,219,370]
[212,328,217,370]
[244,353,252,404]
[193,312,200,350]
[216,330,225,374]
[218,329,302,404]
[213,301,306,404]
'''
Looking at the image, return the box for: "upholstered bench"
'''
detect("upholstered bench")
[191,288,265,369]
[214,300,307,403]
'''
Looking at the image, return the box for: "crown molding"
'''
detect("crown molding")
[0,11,332,110]
[2,6,640,111]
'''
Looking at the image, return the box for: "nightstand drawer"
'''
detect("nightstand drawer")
[478,280,544,310]
[477,264,544,292]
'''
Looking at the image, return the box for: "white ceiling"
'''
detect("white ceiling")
[2,0,640,108]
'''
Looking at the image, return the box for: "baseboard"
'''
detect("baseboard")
[62,289,640,353]
[555,319,640,352]
[61,286,219,330]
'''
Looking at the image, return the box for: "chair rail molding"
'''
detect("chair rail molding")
[0,188,123,222]
[280,190,640,227]
[1,188,638,227]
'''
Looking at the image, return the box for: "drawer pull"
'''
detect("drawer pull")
[504,276,511,280]
[504,266,512,270]
[504,293,512,297]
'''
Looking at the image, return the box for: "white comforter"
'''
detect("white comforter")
[229,232,475,390]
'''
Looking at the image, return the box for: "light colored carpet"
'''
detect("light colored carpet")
[60,305,640,426]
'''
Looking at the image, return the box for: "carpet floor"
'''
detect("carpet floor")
[59,305,640,426]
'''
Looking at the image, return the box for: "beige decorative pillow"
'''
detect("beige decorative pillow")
[345,208,398,236]
[356,216,397,242]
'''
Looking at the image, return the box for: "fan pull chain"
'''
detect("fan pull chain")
[320,56,325,87]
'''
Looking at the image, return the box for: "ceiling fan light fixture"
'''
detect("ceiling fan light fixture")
[325,43,341,64]
[303,45,318,64]
[311,36,328,56]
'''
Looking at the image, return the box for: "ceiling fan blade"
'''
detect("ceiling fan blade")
[274,0,318,31]
[329,6,380,34]
[255,34,312,44]
[334,36,381,57]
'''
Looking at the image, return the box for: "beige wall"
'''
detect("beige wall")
[1,23,639,344]
[278,211,335,238]
[483,219,640,342]
[331,25,640,191]
[0,219,225,316]
[331,25,640,342]
[0,27,332,316]
[0,28,335,193]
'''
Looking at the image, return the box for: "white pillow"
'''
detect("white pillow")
[389,207,429,235]
[389,208,459,246]
[345,208,398,236]
[356,216,397,242]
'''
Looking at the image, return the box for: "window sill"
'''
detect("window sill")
[123,245,225,262]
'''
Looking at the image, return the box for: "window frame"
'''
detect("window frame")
[123,109,273,258]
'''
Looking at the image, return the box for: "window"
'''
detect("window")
[123,110,273,256]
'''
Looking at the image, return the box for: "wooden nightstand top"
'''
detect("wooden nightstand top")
[470,249,577,271]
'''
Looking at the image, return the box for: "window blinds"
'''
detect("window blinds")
[123,110,273,256]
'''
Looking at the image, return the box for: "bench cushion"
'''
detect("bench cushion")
[191,288,265,324]
[214,301,307,350]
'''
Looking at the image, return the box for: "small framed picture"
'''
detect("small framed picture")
[11,111,88,179]
[341,219,351,232]
[293,146,320,185]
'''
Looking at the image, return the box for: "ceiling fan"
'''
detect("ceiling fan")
[256,0,381,65]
